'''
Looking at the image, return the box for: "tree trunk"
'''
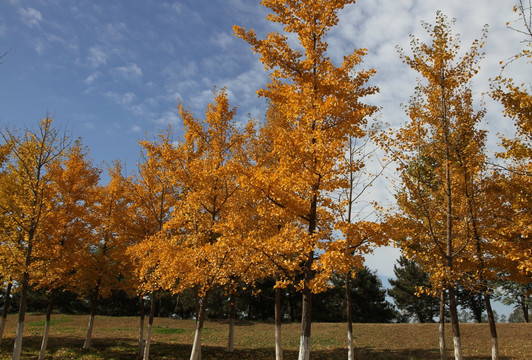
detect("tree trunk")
[521,302,529,323]
[0,281,13,344]
[83,287,100,349]
[345,273,354,360]
[38,292,54,360]
[275,286,283,360]
[138,296,145,359]
[298,286,312,360]
[448,287,462,360]
[157,293,162,318]
[12,271,29,360]
[484,290,499,360]
[289,292,296,322]
[439,290,447,360]
[174,294,180,315]
[194,289,200,320]
[190,295,207,360]
[143,292,156,360]
[226,294,236,352]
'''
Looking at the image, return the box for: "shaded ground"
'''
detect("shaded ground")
[0,314,530,359]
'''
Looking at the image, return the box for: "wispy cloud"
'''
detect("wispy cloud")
[171,2,182,14]
[112,63,143,81]
[19,7,42,28]
[131,125,142,133]
[155,110,179,125]
[211,31,235,50]
[84,71,101,85]
[105,22,128,41]
[105,91,137,106]
[88,46,108,67]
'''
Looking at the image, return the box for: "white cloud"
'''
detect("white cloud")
[211,31,235,50]
[84,71,101,85]
[83,122,95,130]
[105,22,128,41]
[88,46,107,67]
[172,2,182,14]
[33,38,45,54]
[105,91,137,106]
[155,110,179,125]
[19,7,42,28]
[112,63,143,81]
[131,125,142,133]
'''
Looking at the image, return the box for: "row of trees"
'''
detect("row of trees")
[0,266,398,322]
[4,256,527,324]
[0,1,530,360]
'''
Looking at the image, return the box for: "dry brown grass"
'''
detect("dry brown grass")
[0,313,530,359]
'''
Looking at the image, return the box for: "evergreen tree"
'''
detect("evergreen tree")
[456,286,486,323]
[388,255,439,323]
[336,268,397,323]
[495,280,531,323]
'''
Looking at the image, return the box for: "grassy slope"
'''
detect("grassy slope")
[0,314,530,359]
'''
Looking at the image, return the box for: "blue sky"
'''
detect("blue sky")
[0,0,527,317]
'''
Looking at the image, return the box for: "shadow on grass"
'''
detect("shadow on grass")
[0,337,515,360]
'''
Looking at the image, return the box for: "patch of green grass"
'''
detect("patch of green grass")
[27,315,73,327]
[152,326,188,335]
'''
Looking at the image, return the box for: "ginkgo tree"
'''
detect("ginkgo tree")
[130,89,253,360]
[125,135,176,360]
[72,161,135,350]
[29,140,101,360]
[234,1,378,359]
[490,0,531,282]
[0,141,19,344]
[383,12,488,360]
[0,118,70,360]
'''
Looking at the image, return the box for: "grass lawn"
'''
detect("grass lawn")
[0,313,530,359]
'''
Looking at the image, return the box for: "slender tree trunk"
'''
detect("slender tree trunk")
[174,294,180,315]
[298,285,312,360]
[0,281,13,344]
[439,290,447,360]
[190,295,207,360]
[345,273,354,360]
[194,289,200,320]
[157,294,162,318]
[143,292,156,360]
[83,286,100,349]
[415,309,424,324]
[522,302,529,323]
[38,292,54,360]
[484,290,499,360]
[289,292,296,322]
[298,191,316,360]
[226,294,236,352]
[472,293,483,323]
[448,287,462,360]
[12,269,30,360]
[138,296,145,359]
[275,286,283,360]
